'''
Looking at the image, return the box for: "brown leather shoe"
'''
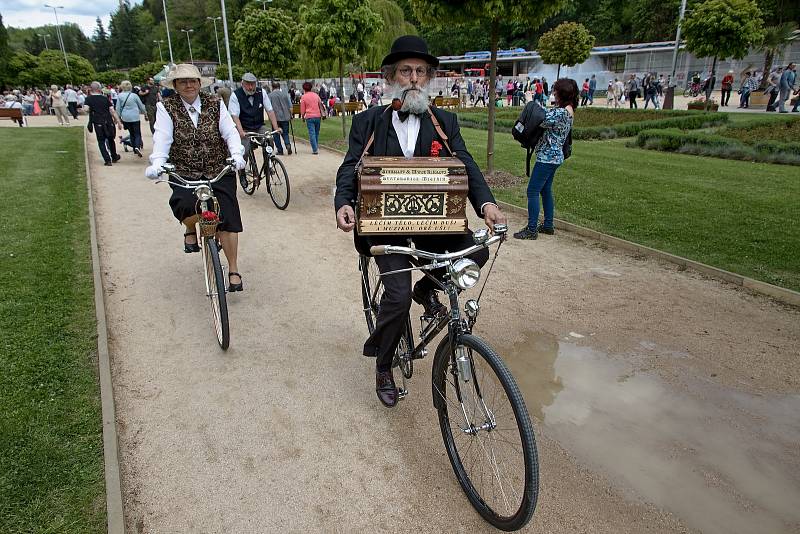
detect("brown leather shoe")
[376,370,398,407]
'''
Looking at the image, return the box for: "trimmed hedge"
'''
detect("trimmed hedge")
[457,110,727,140]
[632,128,800,165]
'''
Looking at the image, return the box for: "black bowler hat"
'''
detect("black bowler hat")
[381,35,439,68]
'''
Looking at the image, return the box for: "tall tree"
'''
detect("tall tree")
[234,8,299,78]
[297,0,383,137]
[109,1,154,67]
[537,22,595,79]
[682,0,765,109]
[409,0,570,175]
[363,0,417,69]
[0,15,9,87]
[93,18,112,71]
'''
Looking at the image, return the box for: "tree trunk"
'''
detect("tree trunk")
[486,19,499,176]
[557,64,561,79]
[339,55,346,138]
[759,50,774,91]
[705,55,717,111]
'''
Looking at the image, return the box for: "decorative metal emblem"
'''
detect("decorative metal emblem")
[383,193,446,217]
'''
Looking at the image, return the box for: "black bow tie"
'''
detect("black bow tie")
[397,110,410,122]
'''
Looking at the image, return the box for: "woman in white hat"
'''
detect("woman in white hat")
[4,94,24,127]
[49,85,70,126]
[145,64,248,292]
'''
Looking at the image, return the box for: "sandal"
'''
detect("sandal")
[228,272,243,292]
[183,231,200,253]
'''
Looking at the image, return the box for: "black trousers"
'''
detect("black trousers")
[93,123,118,163]
[721,88,731,106]
[363,231,489,371]
[146,106,157,134]
[68,101,78,119]
[766,90,778,111]
[628,91,638,108]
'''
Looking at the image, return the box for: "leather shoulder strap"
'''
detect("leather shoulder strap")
[427,106,453,155]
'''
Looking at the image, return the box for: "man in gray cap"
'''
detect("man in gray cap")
[229,73,281,184]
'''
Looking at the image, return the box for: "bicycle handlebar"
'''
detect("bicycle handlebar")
[245,130,281,139]
[155,159,235,189]
[369,225,506,261]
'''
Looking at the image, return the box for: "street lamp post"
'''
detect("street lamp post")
[220,0,234,85]
[161,0,174,64]
[256,0,272,10]
[154,40,164,62]
[37,33,51,50]
[181,28,194,64]
[207,16,222,66]
[43,5,70,75]
[664,0,688,109]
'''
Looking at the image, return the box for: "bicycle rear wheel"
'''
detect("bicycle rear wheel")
[266,157,290,210]
[359,255,413,378]
[432,334,538,531]
[203,237,230,350]
[240,150,259,195]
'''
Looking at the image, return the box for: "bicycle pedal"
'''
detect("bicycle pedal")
[397,388,408,399]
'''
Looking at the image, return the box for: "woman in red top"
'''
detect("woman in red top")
[720,71,734,107]
[580,79,590,106]
[299,81,325,154]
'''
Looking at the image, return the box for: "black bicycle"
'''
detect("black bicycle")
[360,224,539,531]
[240,130,290,210]
[156,160,234,350]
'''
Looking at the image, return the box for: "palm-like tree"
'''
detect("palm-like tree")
[757,23,799,90]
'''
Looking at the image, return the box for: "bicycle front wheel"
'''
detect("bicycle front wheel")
[266,157,290,210]
[203,238,230,350]
[432,334,538,531]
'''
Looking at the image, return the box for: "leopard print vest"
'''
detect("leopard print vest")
[163,92,229,178]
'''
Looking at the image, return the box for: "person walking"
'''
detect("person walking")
[765,67,782,111]
[139,77,160,133]
[720,70,734,106]
[778,63,797,113]
[542,76,549,106]
[300,81,325,155]
[643,74,658,109]
[580,78,590,106]
[626,74,639,109]
[49,85,70,126]
[63,84,79,119]
[588,74,596,105]
[268,81,293,155]
[606,80,616,107]
[614,77,625,107]
[115,80,147,157]
[85,81,122,166]
[513,78,576,241]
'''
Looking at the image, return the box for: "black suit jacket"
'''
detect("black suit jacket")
[334,105,495,216]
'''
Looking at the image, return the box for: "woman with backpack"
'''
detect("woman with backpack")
[513,78,577,241]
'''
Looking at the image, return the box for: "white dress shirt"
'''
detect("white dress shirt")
[149,95,244,170]
[391,110,421,159]
[227,88,274,117]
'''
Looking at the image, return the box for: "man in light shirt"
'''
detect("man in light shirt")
[63,84,79,119]
[228,72,281,185]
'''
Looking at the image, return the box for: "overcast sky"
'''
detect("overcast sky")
[3,0,122,37]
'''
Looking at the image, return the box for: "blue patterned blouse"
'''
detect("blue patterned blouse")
[534,107,573,165]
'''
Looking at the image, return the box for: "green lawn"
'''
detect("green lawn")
[0,129,106,532]
[297,118,800,291]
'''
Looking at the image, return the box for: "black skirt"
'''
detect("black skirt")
[168,172,243,232]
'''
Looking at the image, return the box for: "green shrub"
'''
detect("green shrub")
[718,116,800,144]
[634,128,800,165]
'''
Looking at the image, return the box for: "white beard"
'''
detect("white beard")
[389,82,430,115]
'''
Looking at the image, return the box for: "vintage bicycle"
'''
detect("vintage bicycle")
[240,130,291,210]
[155,159,234,350]
[360,224,539,531]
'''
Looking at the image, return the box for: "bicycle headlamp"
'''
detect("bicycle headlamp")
[450,258,480,290]
[195,185,213,201]
[264,145,274,155]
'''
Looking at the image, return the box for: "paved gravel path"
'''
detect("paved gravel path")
[75,116,800,534]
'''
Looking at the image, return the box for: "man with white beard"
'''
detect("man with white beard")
[335,35,506,408]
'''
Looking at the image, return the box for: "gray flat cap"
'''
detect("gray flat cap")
[242,72,258,82]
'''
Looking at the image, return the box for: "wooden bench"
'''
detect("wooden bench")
[433,96,461,108]
[334,101,363,115]
[0,108,26,126]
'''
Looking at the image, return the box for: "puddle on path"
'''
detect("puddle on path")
[501,331,800,534]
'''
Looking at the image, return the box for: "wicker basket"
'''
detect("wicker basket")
[198,219,218,237]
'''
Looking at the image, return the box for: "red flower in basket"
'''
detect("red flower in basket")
[201,210,219,222]
[430,140,443,157]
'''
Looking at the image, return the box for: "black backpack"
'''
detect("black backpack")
[512,101,546,175]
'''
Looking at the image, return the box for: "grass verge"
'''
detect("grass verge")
[0,128,106,532]
[297,118,800,291]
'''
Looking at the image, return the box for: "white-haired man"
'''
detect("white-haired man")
[334,35,506,408]
[84,81,123,166]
